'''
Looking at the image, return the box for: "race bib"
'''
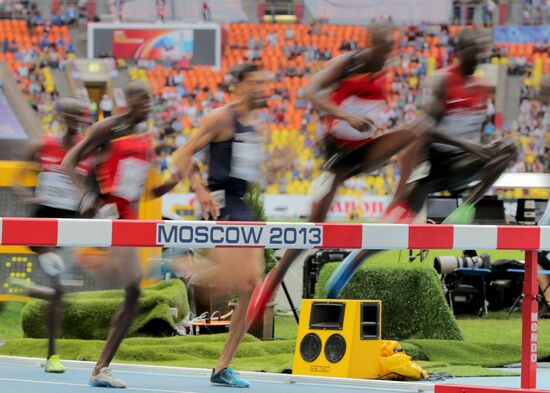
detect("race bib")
[111,157,152,202]
[331,98,387,140]
[230,132,263,183]
[36,172,80,211]
[438,110,486,143]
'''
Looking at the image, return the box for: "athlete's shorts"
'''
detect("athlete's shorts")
[322,135,373,178]
[34,205,79,219]
[31,205,79,253]
[209,192,256,222]
[103,195,139,220]
[422,145,485,190]
[539,251,550,270]
[403,144,486,212]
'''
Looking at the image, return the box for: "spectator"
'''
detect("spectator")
[100,94,113,118]
[284,26,295,41]
[266,31,278,47]
[202,1,211,21]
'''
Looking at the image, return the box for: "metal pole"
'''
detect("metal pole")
[281,280,299,324]
[521,250,538,389]
[116,0,121,21]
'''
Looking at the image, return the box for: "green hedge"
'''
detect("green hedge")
[315,262,463,341]
[22,279,189,340]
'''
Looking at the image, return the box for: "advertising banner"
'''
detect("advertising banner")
[494,26,550,43]
[162,193,391,221]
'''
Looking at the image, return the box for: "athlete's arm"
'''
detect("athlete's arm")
[62,117,115,197]
[151,163,200,198]
[173,109,226,181]
[303,53,374,131]
[191,172,220,220]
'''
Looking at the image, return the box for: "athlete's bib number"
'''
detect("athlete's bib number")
[112,157,151,202]
[230,133,263,183]
[438,110,485,142]
[36,172,81,211]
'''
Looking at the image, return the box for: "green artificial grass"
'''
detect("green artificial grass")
[21,279,189,339]
[0,308,548,376]
[0,248,541,377]
[0,301,24,339]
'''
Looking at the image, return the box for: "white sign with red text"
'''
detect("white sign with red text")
[162,193,391,221]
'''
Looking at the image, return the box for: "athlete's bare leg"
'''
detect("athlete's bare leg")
[205,247,263,373]
[360,126,428,173]
[92,247,141,374]
[461,139,517,205]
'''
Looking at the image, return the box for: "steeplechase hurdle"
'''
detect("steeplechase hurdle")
[1,217,549,393]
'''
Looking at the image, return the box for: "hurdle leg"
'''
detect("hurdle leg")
[520,250,538,390]
[434,250,542,393]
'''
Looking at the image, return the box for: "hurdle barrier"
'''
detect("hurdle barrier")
[0,217,548,393]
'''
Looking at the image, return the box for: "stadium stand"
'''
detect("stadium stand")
[1,1,548,198]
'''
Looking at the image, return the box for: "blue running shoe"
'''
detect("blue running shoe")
[210,368,250,388]
[325,250,384,299]
[325,250,362,299]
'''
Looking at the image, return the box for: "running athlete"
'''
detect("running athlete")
[173,63,268,388]
[245,24,489,327]
[324,29,518,299]
[62,81,165,388]
[11,97,93,374]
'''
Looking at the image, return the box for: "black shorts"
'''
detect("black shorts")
[322,135,371,178]
[420,145,486,192]
[217,194,256,222]
[31,205,79,253]
[203,191,256,222]
[539,251,550,271]
[33,205,80,219]
[403,144,486,212]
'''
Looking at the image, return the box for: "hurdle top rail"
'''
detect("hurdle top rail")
[0,218,548,393]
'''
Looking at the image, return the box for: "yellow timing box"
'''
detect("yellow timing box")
[293,299,382,379]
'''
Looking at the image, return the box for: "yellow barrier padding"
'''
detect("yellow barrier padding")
[0,161,38,187]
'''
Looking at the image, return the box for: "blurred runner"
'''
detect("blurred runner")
[325,29,518,299]
[11,97,93,373]
[62,80,177,388]
[172,63,268,388]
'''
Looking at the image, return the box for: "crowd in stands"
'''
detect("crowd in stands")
[0,1,547,198]
[0,8,76,134]
[128,22,548,197]
[522,0,550,25]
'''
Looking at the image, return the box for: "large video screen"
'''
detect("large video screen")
[88,23,220,69]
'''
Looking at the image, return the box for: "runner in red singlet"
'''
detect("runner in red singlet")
[245,24,441,329]
[11,97,92,374]
[323,29,518,299]
[385,29,517,222]
[62,81,179,388]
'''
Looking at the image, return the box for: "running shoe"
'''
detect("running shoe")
[45,355,66,373]
[325,249,361,299]
[210,367,250,388]
[89,367,127,388]
[443,203,476,225]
